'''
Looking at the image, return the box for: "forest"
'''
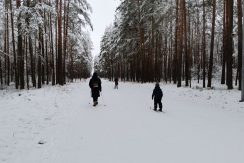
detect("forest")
[0,0,93,90]
[95,0,242,90]
[0,0,243,91]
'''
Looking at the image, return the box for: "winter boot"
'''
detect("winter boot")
[93,101,98,106]
[158,102,163,112]
[95,101,98,106]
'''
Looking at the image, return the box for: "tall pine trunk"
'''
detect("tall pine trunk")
[10,0,18,89]
[226,0,233,89]
[38,29,42,89]
[221,0,227,84]
[207,0,216,88]
[57,0,63,85]
[237,0,242,90]
[27,0,36,88]
[49,9,55,86]
[202,0,206,88]
[25,37,29,90]
[183,0,189,87]
[16,0,24,89]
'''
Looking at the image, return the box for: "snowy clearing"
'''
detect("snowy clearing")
[0,80,244,163]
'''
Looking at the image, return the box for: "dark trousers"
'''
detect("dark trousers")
[154,99,162,110]
[93,96,98,102]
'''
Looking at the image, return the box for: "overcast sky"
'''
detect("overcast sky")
[88,0,120,57]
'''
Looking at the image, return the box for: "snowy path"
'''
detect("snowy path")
[1,80,244,163]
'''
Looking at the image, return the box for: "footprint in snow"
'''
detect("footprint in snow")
[38,140,47,145]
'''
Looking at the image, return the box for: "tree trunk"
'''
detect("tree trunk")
[226,0,233,89]
[38,28,42,89]
[183,0,189,87]
[202,0,206,88]
[25,37,29,90]
[174,0,179,84]
[27,0,36,88]
[16,0,24,89]
[207,0,216,88]
[10,0,18,89]
[5,4,10,86]
[57,0,63,85]
[221,0,227,84]
[49,10,55,86]
[237,0,242,90]
[44,10,49,85]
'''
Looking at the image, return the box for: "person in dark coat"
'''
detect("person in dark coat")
[89,72,102,106]
[114,78,118,89]
[152,82,163,112]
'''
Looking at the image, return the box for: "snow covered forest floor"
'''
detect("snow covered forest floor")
[0,80,244,163]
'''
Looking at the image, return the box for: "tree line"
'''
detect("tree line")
[0,0,93,90]
[95,0,242,90]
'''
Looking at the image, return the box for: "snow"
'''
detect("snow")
[0,80,244,163]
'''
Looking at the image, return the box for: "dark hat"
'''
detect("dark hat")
[93,72,98,77]
[155,82,160,87]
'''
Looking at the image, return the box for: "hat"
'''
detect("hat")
[93,72,98,78]
[155,82,160,87]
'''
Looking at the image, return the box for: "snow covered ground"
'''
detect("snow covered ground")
[0,79,244,163]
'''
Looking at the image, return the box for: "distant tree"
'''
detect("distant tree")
[208,0,216,88]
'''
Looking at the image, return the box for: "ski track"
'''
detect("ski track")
[0,80,244,163]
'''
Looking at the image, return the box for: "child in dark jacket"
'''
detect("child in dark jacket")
[152,83,163,112]
[114,78,118,89]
